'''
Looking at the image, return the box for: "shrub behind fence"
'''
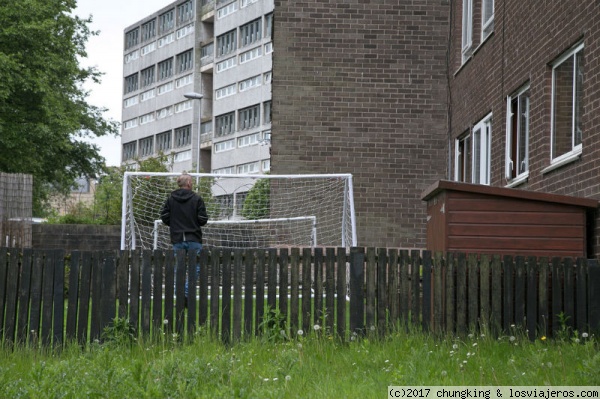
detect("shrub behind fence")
[0,247,599,347]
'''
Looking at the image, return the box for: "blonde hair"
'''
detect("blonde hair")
[177,173,193,188]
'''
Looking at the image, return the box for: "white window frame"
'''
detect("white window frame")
[481,0,494,41]
[455,113,492,185]
[549,42,584,166]
[505,84,529,184]
[462,0,473,63]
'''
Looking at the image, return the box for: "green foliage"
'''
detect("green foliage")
[258,306,289,342]
[101,317,137,347]
[0,328,598,398]
[241,177,270,220]
[47,155,173,225]
[0,0,119,215]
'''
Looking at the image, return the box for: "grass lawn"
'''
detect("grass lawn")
[0,324,598,399]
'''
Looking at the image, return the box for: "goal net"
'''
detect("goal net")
[121,172,356,250]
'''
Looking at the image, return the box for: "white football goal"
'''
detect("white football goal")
[121,172,357,250]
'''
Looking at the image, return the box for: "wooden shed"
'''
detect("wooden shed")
[421,180,599,257]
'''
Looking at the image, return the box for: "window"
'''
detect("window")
[125,28,139,49]
[177,0,194,25]
[176,24,194,39]
[140,66,155,88]
[201,42,214,59]
[216,57,236,73]
[265,13,273,38]
[482,0,494,41]
[455,113,492,185]
[264,101,272,124]
[141,19,156,42]
[124,73,138,94]
[157,81,174,95]
[506,85,529,182]
[216,83,236,99]
[174,100,193,113]
[239,75,261,92]
[158,58,173,81]
[176,49,194,73]
[158,33,174,47]
[156,131,172,152]
[217,2,237,19]
[123,118,138,130]
[237,133,260,147]
[139,137,154,157]
[175,74,193,88]
[550,42,584,163]
[123,142,137,161]
[174,125,192,147]
[159,9,174,33]
[124,96,138,108]
[239,104,260,131]
[140,89,155,102]
[215,112,235,137]
[239,46,262,64]
[139,112,155,125]
[240,18,261,47]
[462,0,473,63]
[217,30,236,57]
[237,162,259,174]
[156,106,173,119]
[214,139,235,153]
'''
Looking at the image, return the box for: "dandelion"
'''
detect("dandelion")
[285,375,292,382]
[574,338,580,343]
[313,324,321,331]
[370,325,376,331]
[264,378,270,382]
[297,330,304,336]
[452,344,459,350]
[163,319,169,325]
[472,342,478,347]
[509,336,516,342]
[297,343,303,349]
[273,377,279,381]
[468,333,474,338]
[441,370,447,377]
[480,334,486,338]
[582,332,589,338]
[546,362,552,368]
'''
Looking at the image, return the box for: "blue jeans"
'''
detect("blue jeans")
[173,241,202,297]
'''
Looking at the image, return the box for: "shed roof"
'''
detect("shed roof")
[421,180,599,209]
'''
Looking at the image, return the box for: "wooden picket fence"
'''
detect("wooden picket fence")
[1,247,599,347]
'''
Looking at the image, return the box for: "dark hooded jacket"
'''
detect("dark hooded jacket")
[160,188,209,244]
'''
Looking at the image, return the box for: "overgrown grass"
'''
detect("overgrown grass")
[0,322,598,399]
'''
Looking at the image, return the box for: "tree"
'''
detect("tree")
[0,0,118,215]
[241,177,270,220]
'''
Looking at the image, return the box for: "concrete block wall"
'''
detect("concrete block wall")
[32,224,121,252]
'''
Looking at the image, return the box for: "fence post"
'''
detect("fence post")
[349,248,364,335]
[588,259,600,333]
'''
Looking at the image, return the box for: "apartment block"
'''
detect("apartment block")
[121,0,273,176]
[449,0,600,256]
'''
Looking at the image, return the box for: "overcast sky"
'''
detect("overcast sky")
[75,0,170,166]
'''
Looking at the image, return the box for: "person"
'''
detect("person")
[160,172,209,303]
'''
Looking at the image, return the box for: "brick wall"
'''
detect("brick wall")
[32,224,121,251]
[449,0,600,256]
[272,0,450,248]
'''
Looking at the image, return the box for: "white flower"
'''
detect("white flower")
[297,343,302,349]
[285,375,291,381]
[472,342,478,347]
[297,329,304,336]
[582,332,589,338]
[370,325,376,331]
[313,324,321,331]
[441,370,447,377]
[509,336,516,342]
[452,344,458,350]
[163,319,169,325]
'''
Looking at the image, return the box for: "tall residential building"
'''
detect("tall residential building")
[121,0,273,177]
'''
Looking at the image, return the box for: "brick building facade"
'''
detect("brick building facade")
[448,1,600,256]
[271,0,450,248]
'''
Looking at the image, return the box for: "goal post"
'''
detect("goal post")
[121,172,357,250]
